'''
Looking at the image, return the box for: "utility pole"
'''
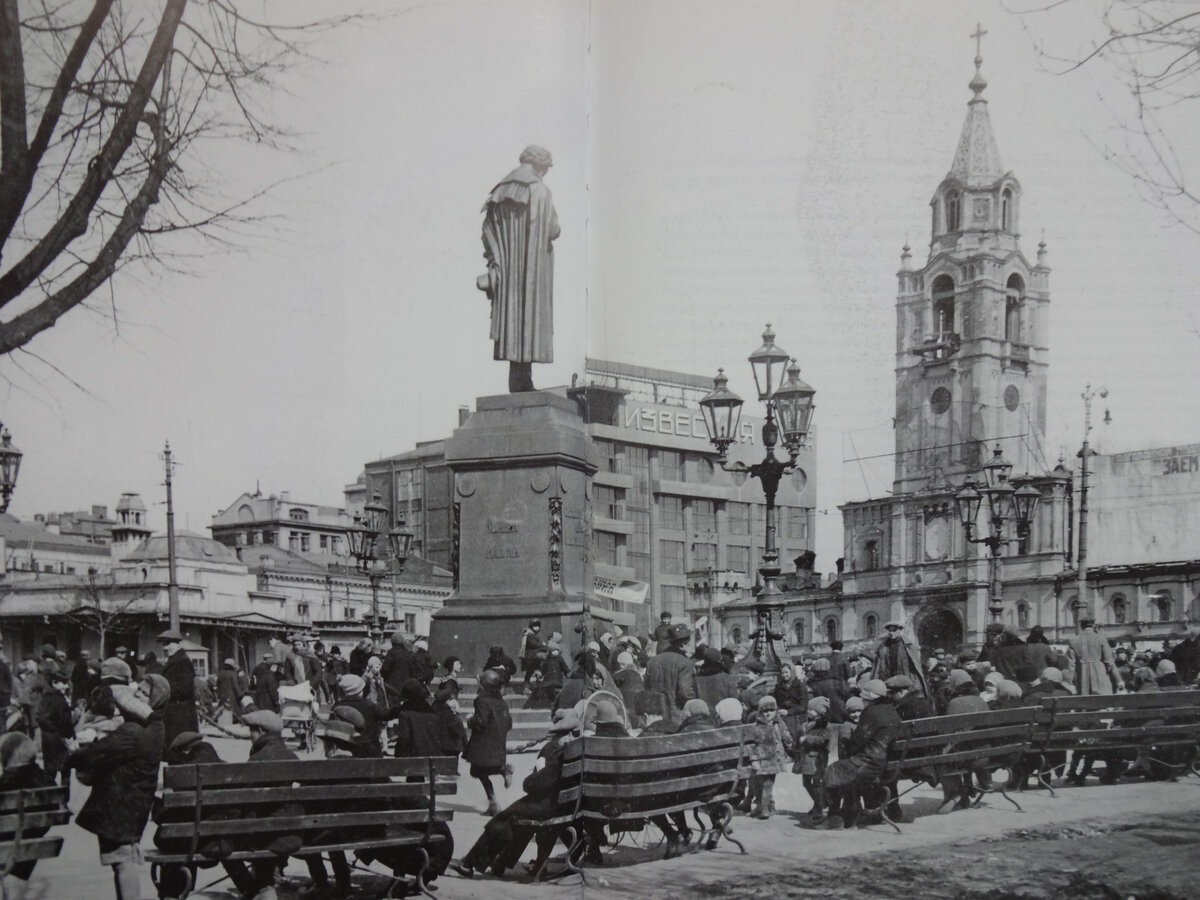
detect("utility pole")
[1076,385,1107,620]
[163,441,180,631]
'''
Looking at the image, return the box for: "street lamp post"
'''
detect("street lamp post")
[347,491,414,638]
[953,446,1041,622]
[0,425,23,513]
[699,325,815,676]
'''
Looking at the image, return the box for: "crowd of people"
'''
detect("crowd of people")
[0,616,1196,897]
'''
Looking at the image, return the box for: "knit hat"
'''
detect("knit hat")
[756,695,778,710]
[845,696,866,712]
[338,674,365,696]
[100,657,132,684]
[958,649,978,663]
[1157,659,1177,676]
[142,674,171,710]
[714,697,744,724]
[1040,666,1064,684]
[243,710,283,733]
[984,671,1005,686]
[807,696,830,716]
[682,698,710,719]
[947,669,974,689]
[616,651,635,669]
[996,680,1023,700]
[812,657,831,673]
[859,679,888,700]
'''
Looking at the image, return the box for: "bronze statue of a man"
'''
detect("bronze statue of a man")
[477,146,560,393]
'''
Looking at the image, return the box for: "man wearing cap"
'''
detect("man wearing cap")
[518,620,546,694]
[886,675,932,721]
[216,657,240,725]
[1066,617,1116,695]
[820,679,901,829]
[654,610,674,655]
[644,621,697,726]
[158,628,199,748]
[871,620,929,700]
[453,710,580,879]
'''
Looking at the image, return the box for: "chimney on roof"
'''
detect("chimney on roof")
[458,406,471,427]
[279,491,290,502]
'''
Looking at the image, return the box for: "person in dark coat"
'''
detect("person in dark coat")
[411,638,437,685]
[391,679,446,759]
[612,650,645,722]
[158,629,198,749]
[114,645,138,682]
[141,652,164,676]
[216,658,240,718]
[34,668,73,783]
[695,646,739,711]
[653,611,674,655]
[69,650,94,709]
[1021,666,1073,702]
[333,674,388,758]
[827,641,852,685]
[807,656,851,724]
[0,732,56,899]
[518,619,546,693]
[67,672,167,900]
[464,669,513,815]
[820,680,901,829]
[482,645,517,687]
[644,622,697,725]
[772,663,810,712]
[251,653,280,714]
[432,684,468,759]
[452,711,580,879]
[381,632,415,700]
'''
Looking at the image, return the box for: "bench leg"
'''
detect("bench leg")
[562,825,588,885]
[707,802,746,854]
[383,847,435,900]
[1035,755,1059,797]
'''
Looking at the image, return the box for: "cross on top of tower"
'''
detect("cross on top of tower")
[969,23,989,99]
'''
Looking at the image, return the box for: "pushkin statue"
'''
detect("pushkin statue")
[476,146,560,393]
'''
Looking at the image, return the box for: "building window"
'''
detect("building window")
[824,617,838,643]
[727,545,750,574]
[1017,602,1030,629]
[727,502,749,536]
[629,552,651,582]
[946,190,960,231]
[289,508,309,522]
[1110,594,1127,625]
[263,530,274,545]
[691,500,715,534]
[658,449,683,482]
[595,439,617,474]
[345,607,357,620]
[660,584,687,616]
[1001,188,1013,230]
[693,542,717,570]
[319,535,328,551]
[629,509,650,554]
[659,496,684,530]
[300,533,311,552]
[405,613,417,633]
[863,540,880,571]
[594,531,618,566]
[661,540,685,575]
[235,531,247,547]
[786,508,809,540]
[792,619,805,644]
[932,275,955,345]
[288,533,299,552]
[863,614,878,640]
[731,625,743,646]
[595,484,621,520]
[1155,591,1173,622]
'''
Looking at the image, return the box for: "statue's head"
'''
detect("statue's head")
[519,145,553,173]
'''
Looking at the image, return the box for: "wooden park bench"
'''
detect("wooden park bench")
[864,706,1042,833]
[0,784,71,894]
[147,756,457,899]
[512,723,756,881]
[1027,690,1200,794]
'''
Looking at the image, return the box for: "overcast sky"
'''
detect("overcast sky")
[2,0,1197,568]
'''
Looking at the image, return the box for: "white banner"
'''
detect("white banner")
[592,575,649,605]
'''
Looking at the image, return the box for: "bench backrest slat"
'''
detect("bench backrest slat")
[560,724,754,762]
[0,787,68,813]
[159,780,456,810]
[575,744,750,777]
[163,756,458,788]
[155,808,452,840]
[1042,691,1200,713]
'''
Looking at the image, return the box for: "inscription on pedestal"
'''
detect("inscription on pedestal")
[485,517,522,559]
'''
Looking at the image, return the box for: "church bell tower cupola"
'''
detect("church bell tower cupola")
[930,28,1021,256]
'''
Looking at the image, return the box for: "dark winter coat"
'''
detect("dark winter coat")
[161,649,199,746]
[333,695,388,758]
[772,677,810,712]
[251,663,280,712]
[0,656,12,708]
[35,687,74,773]
[464,690,512,772]
[613,667,645,714]
[69,715,165,846]
[808,674,851,724]
[433,700,468,758]
[381,645,415,696]
[217,665,240,707]
[695,671,740,711]
[392,696,447,759]
[839,696,901,780]
[895,691,934,721]
[644,648,697,723]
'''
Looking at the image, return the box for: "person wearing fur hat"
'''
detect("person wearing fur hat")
[0,732,55,900]
[819,679,899,829]
[67,673,167,900]
[742,695,792,819]
[643,621,697,726]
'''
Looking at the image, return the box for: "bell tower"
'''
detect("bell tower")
[893,32,1051,496]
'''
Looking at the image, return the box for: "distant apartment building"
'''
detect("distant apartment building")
[210,490,354,559]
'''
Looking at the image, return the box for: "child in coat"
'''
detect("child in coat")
[748,695,793,819]
[795,696,833,823]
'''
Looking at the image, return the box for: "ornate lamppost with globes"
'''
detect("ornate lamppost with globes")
[953,446,1041,622]
[347,491,414,639]
[699,325,816,676]
[0,424,22,514]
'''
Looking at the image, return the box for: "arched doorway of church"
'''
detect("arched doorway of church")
[916,608,964,657]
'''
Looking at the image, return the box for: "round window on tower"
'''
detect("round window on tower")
[1004,385,1020,411]
[930,387,951,415]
